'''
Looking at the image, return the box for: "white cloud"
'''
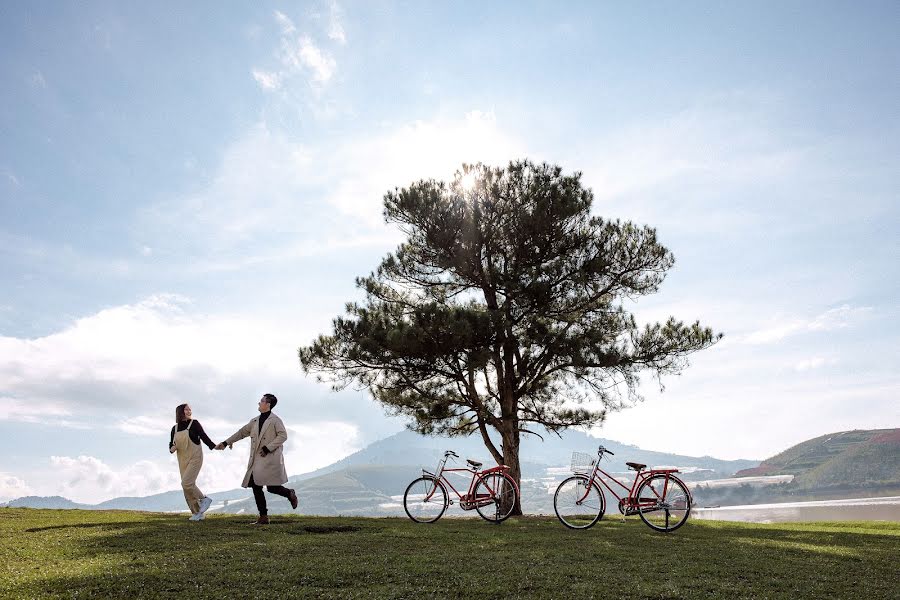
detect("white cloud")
[252,69,281,90]
[274,10,296,35]
[4,169,21,187]
[794,357,829,371]
[327,0,347,44]
[0,295,314,419]
[0,397,85,429]
[144,110,523,266]
[118,415,176,436]
[119,414,245,437]
[585,109,787,197]
[325,110,525,226]
[253,9,340,90]
[47,455,180,504]
[743,304,872,345]
[28,71,47,89]
[283,35,336,83]
[573,93,808,233]
[284,421,360,474]
[0,473,32,502]
[808,305,872,331]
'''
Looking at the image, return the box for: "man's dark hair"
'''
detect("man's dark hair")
[175,403,189,423]
[263,393,278,408]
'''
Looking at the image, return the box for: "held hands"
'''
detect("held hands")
[215,442,227,451]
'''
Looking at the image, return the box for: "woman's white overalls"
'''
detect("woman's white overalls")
[174,420,205,514]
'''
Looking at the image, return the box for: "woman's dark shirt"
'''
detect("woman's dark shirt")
[169,420,216,450]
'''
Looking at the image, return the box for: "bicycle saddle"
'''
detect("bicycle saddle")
[467,459,483,468]
[626,461,647,471]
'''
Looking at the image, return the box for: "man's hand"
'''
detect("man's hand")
[259,446,271,457]
[215,442,226,450]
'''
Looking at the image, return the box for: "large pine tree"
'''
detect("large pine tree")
[300,160,721,514]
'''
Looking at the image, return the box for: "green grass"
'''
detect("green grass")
[1,509,897,599]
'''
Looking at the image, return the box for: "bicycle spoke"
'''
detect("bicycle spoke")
[554,475,604,529]
[403,476,448,523]
[637,474,691,533]
[474,472,517,523]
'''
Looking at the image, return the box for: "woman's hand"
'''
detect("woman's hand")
[169,444,177,454]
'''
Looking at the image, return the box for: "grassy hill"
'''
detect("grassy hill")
[1,508,897,599]
[736,428,900,491]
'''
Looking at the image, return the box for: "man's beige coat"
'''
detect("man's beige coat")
[225,412,289,487]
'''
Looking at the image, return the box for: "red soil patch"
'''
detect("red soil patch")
[735,463,779,477]
[871,429,900,444]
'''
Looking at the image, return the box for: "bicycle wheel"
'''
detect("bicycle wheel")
[403,476,448,523]
[554,475,605,529]
[636,474,691,533]
[473,472,518,523]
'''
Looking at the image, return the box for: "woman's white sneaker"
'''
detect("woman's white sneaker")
[198,497,213,514]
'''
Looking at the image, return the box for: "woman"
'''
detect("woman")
[169,403,216,521]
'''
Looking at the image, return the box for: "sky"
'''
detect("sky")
[1,1,898,504]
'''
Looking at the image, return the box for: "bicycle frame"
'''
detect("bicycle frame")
[422,455,519,506]
[581,459,687,512]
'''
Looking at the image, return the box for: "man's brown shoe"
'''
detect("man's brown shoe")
[288,489,299,510]
[251,515,269,525]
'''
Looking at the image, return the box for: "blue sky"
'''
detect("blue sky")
[1,1,898,503]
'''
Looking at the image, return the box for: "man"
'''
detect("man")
[217,393,298,525]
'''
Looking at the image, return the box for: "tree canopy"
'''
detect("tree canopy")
[300,160,721,512]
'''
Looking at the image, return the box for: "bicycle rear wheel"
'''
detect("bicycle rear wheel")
[403,476,448,523]
[636,474,691,533]
[474,472,518,523]
[554,475,605,529]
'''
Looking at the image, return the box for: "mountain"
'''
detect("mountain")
[735,428,900,491]
[94,487,252,511]
[294,429,758,482]
[4,496,89,510]
[2,429,758,514]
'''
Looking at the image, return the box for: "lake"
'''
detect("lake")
[692,495,900,523]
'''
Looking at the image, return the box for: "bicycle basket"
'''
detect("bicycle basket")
[570,451,596,474]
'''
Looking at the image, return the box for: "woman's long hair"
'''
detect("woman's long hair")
[175,404,189,423]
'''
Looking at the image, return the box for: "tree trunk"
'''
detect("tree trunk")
[500,425,523,516]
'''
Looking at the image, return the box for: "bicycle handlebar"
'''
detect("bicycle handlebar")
[444,450,459,458]
[597,446,615,456]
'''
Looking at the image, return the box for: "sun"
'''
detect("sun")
[459,171,478,193]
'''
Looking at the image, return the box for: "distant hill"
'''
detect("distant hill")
[294,429,759,482]
[4,496,89,510]
[94,487,253,512]
[735,428,900,491]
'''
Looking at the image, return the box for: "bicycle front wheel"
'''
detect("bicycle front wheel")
[554,475,605,529]
[636,474,691,533]
[403,476,448,523]
[474,472,518,523]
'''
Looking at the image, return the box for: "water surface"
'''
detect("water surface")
[692,496,900,523]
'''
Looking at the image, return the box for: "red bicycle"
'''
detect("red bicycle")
[403,450,520,524]
[554,445,692,532]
